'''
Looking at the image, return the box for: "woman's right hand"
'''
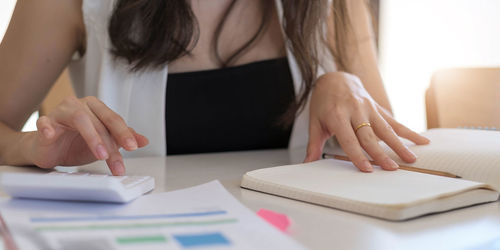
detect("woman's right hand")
[30,96,149,175]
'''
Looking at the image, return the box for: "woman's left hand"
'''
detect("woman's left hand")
[304,71,430,172]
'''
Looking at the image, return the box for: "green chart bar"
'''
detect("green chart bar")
[116,235,167,245]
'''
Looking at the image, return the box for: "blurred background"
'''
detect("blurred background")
[1,0,499,132]
[379,0,500,132]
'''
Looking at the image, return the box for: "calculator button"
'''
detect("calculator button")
[110,176,127,181]
[121,177,147,188]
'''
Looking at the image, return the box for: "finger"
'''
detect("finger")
[353,116,399,171]
[87,115,125,175]
[86,98,138,151]
[129,127,149,148]
[378,107,430,145]
[55,109,109,160]
[36,116,66,147]
[331,116,373,172]
[371,113,417,163]
[36,116,55,140]
[105,146,125,176]
[82,104,124,154]
[134,133,149,148]
[304,119,328,162]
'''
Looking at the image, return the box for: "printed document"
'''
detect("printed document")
[0,181,304,250]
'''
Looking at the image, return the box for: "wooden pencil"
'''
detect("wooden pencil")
[322,153,461,179]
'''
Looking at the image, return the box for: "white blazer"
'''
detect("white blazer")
[68,0,336,157]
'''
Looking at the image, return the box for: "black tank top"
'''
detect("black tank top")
[166,57,295,155]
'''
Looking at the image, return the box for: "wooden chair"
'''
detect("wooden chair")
[39,69,75,116]
[425,68,500,129]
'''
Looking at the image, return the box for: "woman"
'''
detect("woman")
[0,0,429,175]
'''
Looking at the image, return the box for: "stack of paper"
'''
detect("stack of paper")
[0,181,304,250]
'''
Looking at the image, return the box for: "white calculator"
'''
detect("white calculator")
[0,172,155,203]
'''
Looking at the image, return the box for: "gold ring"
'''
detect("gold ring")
[354,122,371,133]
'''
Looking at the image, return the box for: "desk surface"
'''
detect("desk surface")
[1,149,499,250]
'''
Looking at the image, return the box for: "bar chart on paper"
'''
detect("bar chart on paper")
[0,181,304,250]
[28,210,235,249]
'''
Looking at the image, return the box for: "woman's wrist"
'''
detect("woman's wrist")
[0,130,37,166]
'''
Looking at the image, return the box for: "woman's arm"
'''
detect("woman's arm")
[0,0,147,174]
[343,0,392,113]
[0,0,84,164]
[304,0,429,171]
[0,0,85,130]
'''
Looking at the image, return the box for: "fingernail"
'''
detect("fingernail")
[385,157,399,170]
[361,160,373,172]
[406,147,417,161]
[418,137,431,145]
[112,161,125,176]
[96,144,109,160]
[125,138,138,150]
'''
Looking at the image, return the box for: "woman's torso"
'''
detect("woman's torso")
[168,0,286,73]
[166,0,295,154]
[69,0,313,157]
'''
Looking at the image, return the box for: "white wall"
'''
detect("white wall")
[0,0,16,41]
[379,0,500,132]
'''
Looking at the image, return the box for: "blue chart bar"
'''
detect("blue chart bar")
[174,232,231,248]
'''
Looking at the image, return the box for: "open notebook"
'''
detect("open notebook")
[241,129,500,221]
[380,128,500,190]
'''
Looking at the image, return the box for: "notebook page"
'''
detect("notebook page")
[244,159,488,206]
[382,129,500,190]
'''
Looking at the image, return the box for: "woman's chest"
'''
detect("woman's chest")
[168,0,286,73]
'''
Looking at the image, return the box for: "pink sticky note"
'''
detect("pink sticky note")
[257,209,290,232]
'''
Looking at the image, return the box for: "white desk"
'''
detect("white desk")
[1,149,499,250]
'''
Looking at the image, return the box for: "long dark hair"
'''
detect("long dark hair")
[108,0,352,124]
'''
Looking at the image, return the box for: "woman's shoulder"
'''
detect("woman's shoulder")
[12,0,83,29]
[5,0,85,56]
